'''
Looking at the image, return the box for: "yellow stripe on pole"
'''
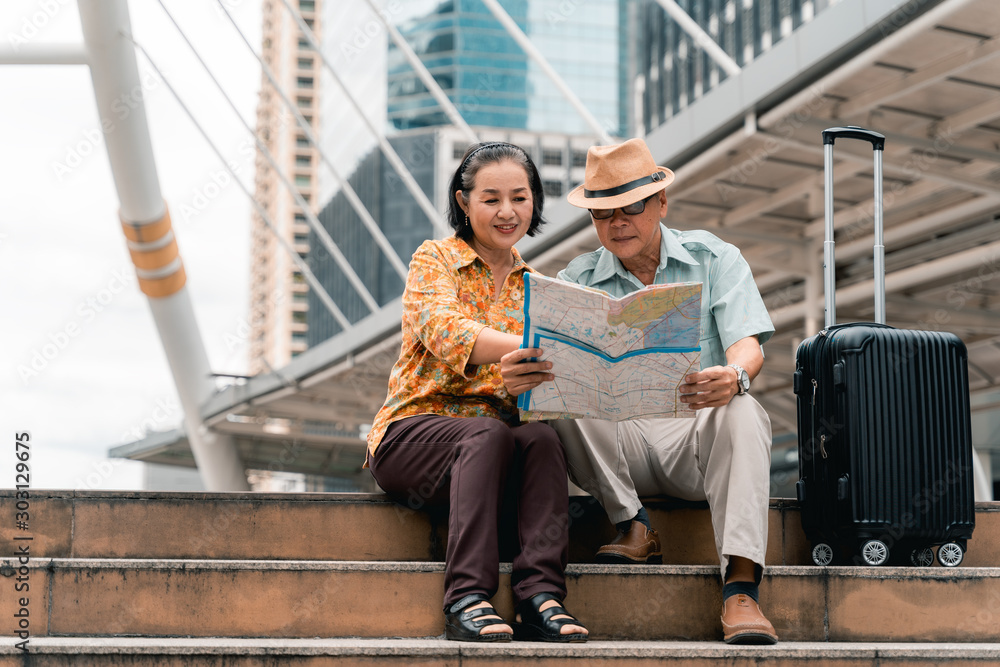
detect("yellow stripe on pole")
[120,206,187,298]
[121,211,172,243]
[128,235,179,271]
[137,265,187,298]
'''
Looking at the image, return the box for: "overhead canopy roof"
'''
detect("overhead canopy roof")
[115,0,1000,474]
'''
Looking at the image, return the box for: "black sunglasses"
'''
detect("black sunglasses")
[589,193,658,220]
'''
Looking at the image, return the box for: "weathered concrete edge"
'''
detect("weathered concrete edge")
[5,559,1000,580]
[0,637,998,658]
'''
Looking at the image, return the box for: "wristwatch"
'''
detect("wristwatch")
[727,363,750,395]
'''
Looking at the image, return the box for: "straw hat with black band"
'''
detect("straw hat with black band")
[566,138,675,211]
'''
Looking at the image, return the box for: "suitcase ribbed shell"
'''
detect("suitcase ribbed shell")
[794,323,975,561]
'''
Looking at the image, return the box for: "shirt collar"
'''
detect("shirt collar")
[661,225,699,268]
[450,235,529,273]
[590,223,698,283]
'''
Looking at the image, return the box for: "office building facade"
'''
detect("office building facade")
[388,0,629,136]
[635,0,835,134]
[248,0,322,374]
[303,0,630,346]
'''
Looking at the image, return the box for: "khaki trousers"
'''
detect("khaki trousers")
[553,394,772,579]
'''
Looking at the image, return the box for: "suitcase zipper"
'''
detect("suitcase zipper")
[811,379,828,459]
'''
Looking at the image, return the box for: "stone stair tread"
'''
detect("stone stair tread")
[3,491,997,568]
[2,637,999,659]
[18,555,1000,585]
[2,491,997,649]
[5,557,999,643]
[20,558,1000,577]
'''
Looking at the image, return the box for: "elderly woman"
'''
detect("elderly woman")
[365,142,587,643]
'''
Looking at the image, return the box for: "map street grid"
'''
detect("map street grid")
[518,274,703,421]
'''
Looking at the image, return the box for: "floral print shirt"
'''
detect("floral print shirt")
[366,235,533,457]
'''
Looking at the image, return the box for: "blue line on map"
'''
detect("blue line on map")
[522,272,533,351]
[518,275,534,413]
[530,332,700,362]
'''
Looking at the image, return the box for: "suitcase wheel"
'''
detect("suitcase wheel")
[937,542,965,567]
[910,547,934,567]
[860,539,889,566]
[812,543,834,566]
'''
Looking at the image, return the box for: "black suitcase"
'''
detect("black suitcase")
[793,127,975,568]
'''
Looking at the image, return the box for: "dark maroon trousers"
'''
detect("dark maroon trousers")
[369,414,570,611]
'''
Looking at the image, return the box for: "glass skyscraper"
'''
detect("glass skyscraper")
[307,0,628,346]
[387,0,628,137]
[636,0,835,133]
[306,131,438,347]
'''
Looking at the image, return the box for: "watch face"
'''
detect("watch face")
[732,365,749,392]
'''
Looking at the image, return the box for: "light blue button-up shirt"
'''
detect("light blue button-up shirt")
[556,223,774,369]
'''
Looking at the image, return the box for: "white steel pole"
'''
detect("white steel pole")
[0,43,88,65]
[78,0,248,491]
[823,142,836,328]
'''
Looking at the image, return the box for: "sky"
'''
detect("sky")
[0,1,263,489]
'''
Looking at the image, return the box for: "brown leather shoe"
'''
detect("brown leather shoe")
[721,594,778,644]
[595,521,662,564]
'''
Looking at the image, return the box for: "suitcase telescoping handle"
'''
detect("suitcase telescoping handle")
[822,126,886,328]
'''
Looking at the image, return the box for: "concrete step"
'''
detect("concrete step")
[1,638,999,666]
[3,490,997,567]
[2,559,998,642]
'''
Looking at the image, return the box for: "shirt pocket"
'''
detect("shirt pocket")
[699,309,719,348]
[699,307,722,369]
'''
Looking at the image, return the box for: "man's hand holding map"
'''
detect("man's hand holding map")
[517,273,702,421]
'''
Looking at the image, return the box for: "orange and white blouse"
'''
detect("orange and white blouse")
[366,235,533,457]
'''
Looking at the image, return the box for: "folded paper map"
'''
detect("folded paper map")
[517,273,702,421]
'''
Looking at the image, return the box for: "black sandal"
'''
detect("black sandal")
[512,592,588,642]
[445,593,512,642]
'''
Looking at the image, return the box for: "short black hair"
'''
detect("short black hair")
[446,142,546,242]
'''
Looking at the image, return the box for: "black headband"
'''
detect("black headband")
[584,171,667,198]
[459,141,526,174]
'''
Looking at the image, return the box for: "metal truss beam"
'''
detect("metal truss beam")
[479,0,614,144]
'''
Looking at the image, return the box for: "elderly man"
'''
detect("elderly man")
[537,138,777,644]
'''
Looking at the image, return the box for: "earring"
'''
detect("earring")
[465,215,470,227]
